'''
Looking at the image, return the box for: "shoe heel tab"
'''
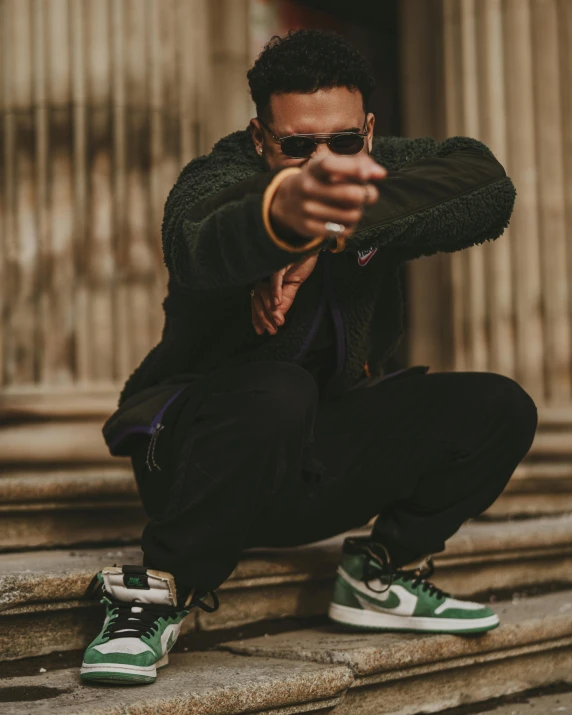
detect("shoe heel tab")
[102,566,177,606]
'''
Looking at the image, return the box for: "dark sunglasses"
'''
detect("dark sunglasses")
[258,117,368,159]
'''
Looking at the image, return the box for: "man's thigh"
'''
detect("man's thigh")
[246,370,527,547]
[246,370,447,546]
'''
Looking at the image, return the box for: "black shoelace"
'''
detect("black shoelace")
[104,601,176,640]
[359,541,449,600]
[103,591,220,641]
[84,573,220,641]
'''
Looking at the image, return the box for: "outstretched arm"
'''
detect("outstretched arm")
[353,137,516,261]
[163,153,384,291]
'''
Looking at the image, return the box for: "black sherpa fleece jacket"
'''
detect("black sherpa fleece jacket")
[117,129,516,406]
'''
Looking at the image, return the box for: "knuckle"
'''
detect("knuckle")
[347,209,362,224]
[302,200,317,218]
[299,175,313,197]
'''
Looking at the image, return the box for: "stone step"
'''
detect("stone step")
[0,650,352,714]
[2,514,572,661]
[2,458,572,552]
[219,590,572,715]
[0,466,144,551]
[469,688,572,714]
[487,461,572,517]
[2,590,572,714]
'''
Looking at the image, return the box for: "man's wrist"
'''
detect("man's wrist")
[262,168,324,253]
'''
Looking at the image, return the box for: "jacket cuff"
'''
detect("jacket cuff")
[262,168,326,253]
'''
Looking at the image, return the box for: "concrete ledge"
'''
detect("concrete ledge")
[220,591,572,715]
[220,591,572,676]
[486,492,572,516]
[2,515,572,660]
[0,651,353,715]
[3,592,571,715]
[0,466,141,550]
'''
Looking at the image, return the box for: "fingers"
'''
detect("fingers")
[252,283,285,335]
[308,154,387,185]
[262,287,284,327]
[300,201,364,230]
[271,267,287,309]
[302,180,380,210]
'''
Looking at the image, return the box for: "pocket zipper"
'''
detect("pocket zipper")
[146,422,165,471]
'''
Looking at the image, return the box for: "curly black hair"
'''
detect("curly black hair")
[247,29,376,120]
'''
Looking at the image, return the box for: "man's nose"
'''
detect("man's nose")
[313,142,331,159]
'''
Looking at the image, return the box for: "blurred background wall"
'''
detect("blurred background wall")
[1,0,572,548]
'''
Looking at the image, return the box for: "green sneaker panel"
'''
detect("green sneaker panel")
[80,566,190,685]
[329,544,499,634]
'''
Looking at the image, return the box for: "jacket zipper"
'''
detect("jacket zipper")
[144,386,187,471]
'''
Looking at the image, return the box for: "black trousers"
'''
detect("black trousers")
[129,362,538,594]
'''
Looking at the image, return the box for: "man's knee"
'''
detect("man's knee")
[478,373,538,455]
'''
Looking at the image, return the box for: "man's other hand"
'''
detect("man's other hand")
[252,253,319,335]
[270,154,386,241]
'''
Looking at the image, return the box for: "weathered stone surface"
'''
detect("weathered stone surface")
[0,465,141,550]
[220,590,572,677]
[0,651,352,715]
[333,647,572,715]
[0,467,136,503]
[0,506,145,551]
[440,512,572,556]
[3,517,572,660]
[484,458,572,516]
[5,515,572,613]
[479,689,572,713]
[486,492,572,516]
[0,546,143,611]
[0,604,198,662]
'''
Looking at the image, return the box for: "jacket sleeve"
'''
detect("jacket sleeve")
[162,169,323,291]
[353,136,516,261]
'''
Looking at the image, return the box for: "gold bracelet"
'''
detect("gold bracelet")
[262,168,327,253]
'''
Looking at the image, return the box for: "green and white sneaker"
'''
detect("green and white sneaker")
[328,537,499,634]
[80,565,218,685]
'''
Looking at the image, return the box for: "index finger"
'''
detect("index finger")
[308,154,386,185]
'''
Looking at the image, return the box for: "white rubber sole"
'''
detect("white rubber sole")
[80,653,168,684]
[328,602,500,633]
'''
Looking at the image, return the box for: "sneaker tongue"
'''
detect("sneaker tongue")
[101,566,177,606]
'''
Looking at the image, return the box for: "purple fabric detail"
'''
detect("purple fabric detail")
[107,385,188,453]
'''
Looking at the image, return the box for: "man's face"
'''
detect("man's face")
[250,86,375,171]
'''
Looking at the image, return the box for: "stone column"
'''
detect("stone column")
[400,0,572,511]
[0,0,253,547]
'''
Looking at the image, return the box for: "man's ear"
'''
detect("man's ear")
[366,113,375,153]
[250,118,264,153]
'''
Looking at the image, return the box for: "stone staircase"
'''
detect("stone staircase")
[1,395,572,713]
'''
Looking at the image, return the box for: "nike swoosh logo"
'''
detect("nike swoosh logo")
[338,567,401,610]
[357,247,378,266]
[166,631,176,651]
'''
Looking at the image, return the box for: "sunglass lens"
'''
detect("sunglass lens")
[281,136,315,158]
[329,134,364,155]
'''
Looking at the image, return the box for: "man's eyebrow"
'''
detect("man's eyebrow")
[335,126,361,133]
[298,126,362,135]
